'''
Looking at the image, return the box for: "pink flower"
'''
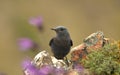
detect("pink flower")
[29,16,44,31]
[18,38,37,51]
[22,59,43,75]
[29,16,43,26]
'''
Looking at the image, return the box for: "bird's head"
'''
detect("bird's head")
[51,26,70,37]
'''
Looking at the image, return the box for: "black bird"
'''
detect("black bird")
[49,26,73,59]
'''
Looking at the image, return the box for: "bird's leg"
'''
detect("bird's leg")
[64,57,70,67]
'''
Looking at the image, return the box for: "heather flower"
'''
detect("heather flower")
[39,65,66,75]
[22,59,32,69]
[18,38,37,51]
[22,59,42,75]
[39,65,55,75]
[29,16,44,31]
[54,68,66,75]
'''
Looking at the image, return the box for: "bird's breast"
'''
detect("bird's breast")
[53,38,71,47]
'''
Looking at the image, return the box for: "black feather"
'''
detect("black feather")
[49,26,73,59]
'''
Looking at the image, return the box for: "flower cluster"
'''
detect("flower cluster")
[22,59,64,75]
[18,38,38,51]
[22,51,87,75]
[17,16,43,51]
[29,16,44,31]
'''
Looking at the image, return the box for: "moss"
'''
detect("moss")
[81,42,120,75]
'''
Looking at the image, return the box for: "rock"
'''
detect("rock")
[83,31,104,49]
[32,50,69,69]
[71,31,109,62]
[32,50,53,67]
[71,43,87,62]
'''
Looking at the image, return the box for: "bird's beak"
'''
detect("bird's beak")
[51,28,56,31]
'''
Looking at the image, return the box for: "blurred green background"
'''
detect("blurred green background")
[0,0,120,75]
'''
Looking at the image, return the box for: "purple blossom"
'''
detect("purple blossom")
[18,38,37,51]
[22,59,54,75]
[22,59,42,75]
[54,68,66,75]
[39,65,55,75]
[22,59,67,75]
[29,16,44,31]
[39,65,66,75]
[29,16,43,26]
[22,60,55,75]
[24,66,40,75]
[22,59,32,69]
[29,16,43,27]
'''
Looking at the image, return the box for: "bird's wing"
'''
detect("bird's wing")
[49,38,54,46]
[70,39,73,46]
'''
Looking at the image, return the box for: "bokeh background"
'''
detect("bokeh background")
[0,0,120,75]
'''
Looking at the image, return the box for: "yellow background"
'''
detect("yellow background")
[0,0,120,75]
